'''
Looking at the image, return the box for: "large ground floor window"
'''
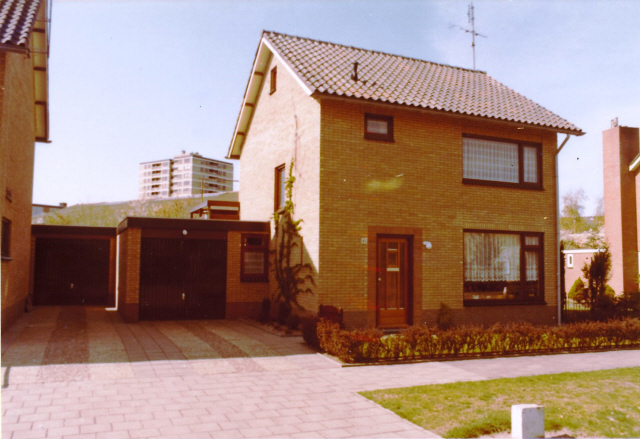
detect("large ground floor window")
[463,230,543,305]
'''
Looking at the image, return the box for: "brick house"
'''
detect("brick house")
[1,0,51,332]
[604,121,639,295]
[228,31,584,328]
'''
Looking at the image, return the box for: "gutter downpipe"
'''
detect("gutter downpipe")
[556,133,571,325]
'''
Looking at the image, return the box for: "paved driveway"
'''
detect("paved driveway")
[2,306,640,439]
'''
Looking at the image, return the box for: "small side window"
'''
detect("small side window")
[241,234,269,282]
[270,67,277,94]
[365,114,394,142]
[274,164,286,211]
[1,217,11,260]
[567,254,574,269]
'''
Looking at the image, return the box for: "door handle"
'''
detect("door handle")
[182,293,185,301]
[70,283,74,289]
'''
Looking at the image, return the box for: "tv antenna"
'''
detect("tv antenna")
[450,0,487,70]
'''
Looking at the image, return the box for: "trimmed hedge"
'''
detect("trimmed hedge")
[316,318,640,363]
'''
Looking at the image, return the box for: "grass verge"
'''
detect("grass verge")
[361,367,640,438]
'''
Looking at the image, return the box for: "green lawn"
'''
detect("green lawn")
[361,367,640,438]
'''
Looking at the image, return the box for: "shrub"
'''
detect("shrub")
[568,278,587,303]
[286,313,301,330]
[436,303,453,330]
[316,318,640,363]
[259,297,271,323]
[301,316,321,350]
[276,301,292,325]
[582,247,612,310]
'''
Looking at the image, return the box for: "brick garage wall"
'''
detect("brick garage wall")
[117,227,141,322]
[0,51,36,332]
[603,126,639,294]
[226,231,269,318]
[239,54,320,314]
[319,98,559,328]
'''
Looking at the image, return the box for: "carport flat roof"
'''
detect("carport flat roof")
[117,216,270,234]
[32,224,117,236]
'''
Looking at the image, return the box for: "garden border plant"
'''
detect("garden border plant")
[316,318,640,364]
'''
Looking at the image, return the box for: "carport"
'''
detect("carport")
[117,217,270,323]
[30,225,117,307]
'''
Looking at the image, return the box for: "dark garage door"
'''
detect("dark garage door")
[34,238,111,306]
[139,237,227,320]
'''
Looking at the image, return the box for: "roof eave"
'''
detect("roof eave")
[313,92,584,136]
[226,33,315,160]
[630,153,640,172]
[0,43,29,54]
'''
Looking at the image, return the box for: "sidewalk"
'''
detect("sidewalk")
[2,307,640,438]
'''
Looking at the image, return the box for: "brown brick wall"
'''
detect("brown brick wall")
[117,228,141,322]
[238,54,320,314]
[226,231,269,318]
[318,98,559,327]
[603,126,639,294]
[1,51,37,332]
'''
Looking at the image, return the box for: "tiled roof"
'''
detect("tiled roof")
[0,0,42,49]
[263,31,583,134]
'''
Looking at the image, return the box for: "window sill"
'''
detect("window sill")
[364,134,394,143]
[464,299,547,307]
[241,277,269,283]
[463,179,543,190]
[1,256,13,262]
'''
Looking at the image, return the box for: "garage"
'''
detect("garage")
[117,217,270,323]
[140,237,227,320]
[31,226,116,306]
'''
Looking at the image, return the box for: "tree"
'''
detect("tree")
[568,278,587,304]
[560,189,588,233]
[582,246,612,311]
[271,159,315,321]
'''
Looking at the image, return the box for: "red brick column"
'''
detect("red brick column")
[603,125,639,294]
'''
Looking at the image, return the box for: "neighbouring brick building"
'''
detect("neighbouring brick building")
[228,31,584,328]
[604,120,639,295]
[1,0,51,332]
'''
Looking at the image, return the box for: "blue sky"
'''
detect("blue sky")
[35,0,640,214]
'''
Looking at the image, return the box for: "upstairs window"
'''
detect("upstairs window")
[1,218,11,260]
[365,114,394,142]
[463,135,541,189]
[275,164,286,211]
[241,234,269,282]
[270,67,277,94]
[463,230,543,305]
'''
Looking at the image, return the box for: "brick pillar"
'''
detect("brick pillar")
[603,123,639,294]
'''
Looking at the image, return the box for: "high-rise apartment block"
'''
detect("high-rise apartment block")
[138,151,234,199]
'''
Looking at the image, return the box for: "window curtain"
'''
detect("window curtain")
[523,146,538,183]
[463,138,519,183]
[464,233,520,281]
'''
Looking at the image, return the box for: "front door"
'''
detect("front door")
[377,237,411,327]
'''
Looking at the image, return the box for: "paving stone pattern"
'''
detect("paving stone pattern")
[3,307,640,439]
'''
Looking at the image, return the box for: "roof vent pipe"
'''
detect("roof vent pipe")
[351,61,359,82]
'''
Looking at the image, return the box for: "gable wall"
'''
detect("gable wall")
[1,51,36,332]
[238,54,321,312]
[319,98,559,327]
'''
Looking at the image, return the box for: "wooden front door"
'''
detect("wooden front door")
[377,237,411,328]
